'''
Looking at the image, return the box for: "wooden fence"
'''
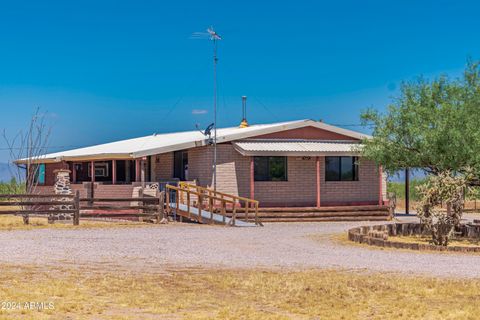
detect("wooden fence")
[0,192,80,225]
[0,191,165,225]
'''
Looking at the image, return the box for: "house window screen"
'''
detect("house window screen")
[325,156,358,181]
[254,156,287,181]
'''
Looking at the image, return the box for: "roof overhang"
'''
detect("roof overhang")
[232,140,363,157]
[15,153,133,165]
[15,119,370,164]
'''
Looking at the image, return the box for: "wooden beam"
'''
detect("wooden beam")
[316,156,321,208]
[250,157,255,200]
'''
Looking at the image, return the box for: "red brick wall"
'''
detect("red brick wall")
[188,144,250,197]
[319,157,380,206]
[254,126,359,141]
[254,157,317,207]
[42,162,69,186]
[38,144,381,207]
[184,144,380,207]
[152,152,174,180]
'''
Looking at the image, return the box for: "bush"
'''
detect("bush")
[387,179,426,201]
[0,178,25,194]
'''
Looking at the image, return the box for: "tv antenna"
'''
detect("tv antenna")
[192,26,222,191]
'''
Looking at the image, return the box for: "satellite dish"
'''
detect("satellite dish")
[195,123,214,139]
[204,123,214,137]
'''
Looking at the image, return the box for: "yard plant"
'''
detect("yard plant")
[362,60,480,245]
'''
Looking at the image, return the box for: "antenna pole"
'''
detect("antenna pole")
[213,37,218,191]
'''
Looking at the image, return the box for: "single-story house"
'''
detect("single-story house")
[17,119,386,207]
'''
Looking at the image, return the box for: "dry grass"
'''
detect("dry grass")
[390,235,480,247]
[0,265,479,319]
[0,207,153,231]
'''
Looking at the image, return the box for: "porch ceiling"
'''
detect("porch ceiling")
[232,140,363,156]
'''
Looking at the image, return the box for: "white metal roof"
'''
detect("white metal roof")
[16,119,369,163]
[232,140,362,156]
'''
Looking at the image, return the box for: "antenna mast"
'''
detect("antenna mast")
[207,27,222,191]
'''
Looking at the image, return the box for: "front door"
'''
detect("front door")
[173,150,188,181]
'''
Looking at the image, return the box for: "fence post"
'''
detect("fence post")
[176,189,182,222]
[166,189,170,215]
[87,182,94,207]
[73,190,80,226]
[209,196,214,224]
[156,191,165,224]
[198,193,203,224]
[138,188,144,222]
[221,199,226,224]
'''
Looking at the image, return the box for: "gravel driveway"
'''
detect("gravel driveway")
[1,219,479,278]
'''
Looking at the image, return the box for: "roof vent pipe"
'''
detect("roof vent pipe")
[239,96,249,128]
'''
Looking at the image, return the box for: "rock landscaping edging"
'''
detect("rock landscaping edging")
[348,223,480,253]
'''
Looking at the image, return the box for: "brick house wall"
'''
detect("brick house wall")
[178,143,381,207]
[319,157,380,206]
[152,152,174,180]
[187,144,251,197]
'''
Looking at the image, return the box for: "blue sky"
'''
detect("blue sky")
[0,0,479,163]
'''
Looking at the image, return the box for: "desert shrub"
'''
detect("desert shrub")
[416,171,470,246]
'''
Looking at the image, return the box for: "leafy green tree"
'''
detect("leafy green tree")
[361,61,480,245]
[361,61,480,181]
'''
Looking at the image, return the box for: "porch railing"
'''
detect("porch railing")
[166,182,260,225]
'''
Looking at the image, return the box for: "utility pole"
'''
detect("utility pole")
[405,167,410,214]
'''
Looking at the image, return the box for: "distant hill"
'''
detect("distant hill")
[0,163,14,183]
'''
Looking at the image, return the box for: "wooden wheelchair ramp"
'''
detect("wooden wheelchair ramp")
[166,183,262,227]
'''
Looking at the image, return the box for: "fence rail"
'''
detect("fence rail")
[0,191,165,226]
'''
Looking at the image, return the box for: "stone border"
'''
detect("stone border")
[348,223,480,253]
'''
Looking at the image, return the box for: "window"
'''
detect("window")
[325,156,358,181]
[33,164,45,185]
[254,156,287,181]
[87,162,110,178]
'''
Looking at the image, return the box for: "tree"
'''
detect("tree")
[360,61,480,180]
[3,108,52,224]
[360,61,480,245]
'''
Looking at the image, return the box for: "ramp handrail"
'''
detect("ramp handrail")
[166,183,261,226]
[178,182,260,225]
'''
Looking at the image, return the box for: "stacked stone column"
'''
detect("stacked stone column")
[50,169,73,223]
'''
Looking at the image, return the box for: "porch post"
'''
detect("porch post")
[112,160,117,185]
[72,163,77,184]
[316,156,321,208]
[141,157,146,187]
[135,159,140,182]
[378,165,383,206]
[250,157,255,199]
[90,161,95,183]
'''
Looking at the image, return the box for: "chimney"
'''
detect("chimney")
[239,96,249,128]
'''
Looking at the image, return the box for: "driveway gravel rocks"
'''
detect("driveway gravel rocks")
[1,220,479,278]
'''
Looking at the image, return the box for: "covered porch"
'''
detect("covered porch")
[68,158,153,185]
